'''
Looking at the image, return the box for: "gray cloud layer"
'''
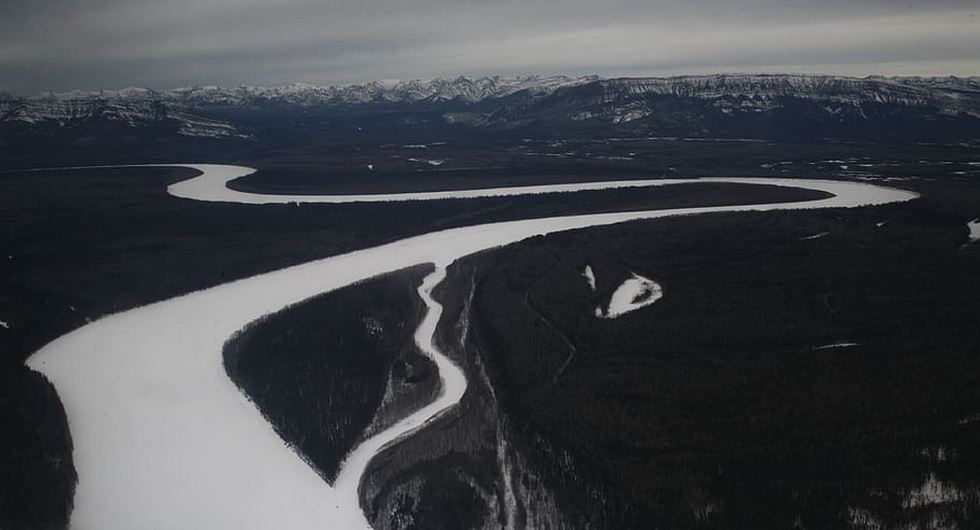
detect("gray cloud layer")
[2,0,978,94]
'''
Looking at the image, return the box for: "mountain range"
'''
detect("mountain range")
[2,74,979,146]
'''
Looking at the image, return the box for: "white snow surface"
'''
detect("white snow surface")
[25,164,918,530]
[800,231,830,240]
[599,273,664,319]
[813,341,861,350]
[902,473,964,508]
[968,218,980,242]
[582,265,596,291]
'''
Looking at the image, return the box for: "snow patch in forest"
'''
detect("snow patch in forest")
[800,231,829,240]
[597,273,663,319]
[967,219,980,242]
[406,158,445,166]
[847,507,884,530]
[902,473,964,508]
[920,446,953,463]
[813,341,860,350]
[582,265,596,291]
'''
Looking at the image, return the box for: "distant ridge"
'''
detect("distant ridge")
[2,74,979,142]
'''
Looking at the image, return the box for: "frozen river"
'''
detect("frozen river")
[26,165,917,530]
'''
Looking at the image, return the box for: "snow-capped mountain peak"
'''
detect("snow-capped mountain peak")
[3,74,979,143]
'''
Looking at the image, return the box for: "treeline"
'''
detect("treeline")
[0,366,75,530]
[223,266,430,482]
[456,195,980,528]
[359,259,645,530]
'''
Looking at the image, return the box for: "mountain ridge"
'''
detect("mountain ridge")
[3,73,979,143]
[8,73,980,106]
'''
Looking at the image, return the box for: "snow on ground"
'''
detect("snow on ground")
[902,473,964,509]
[582,265,596,291]
[25,164,919,530]
[813,341,861,350]
[848,470,969,528]
[597,273,663,319]
[406,158,446,166]
[960,414,980,426]
[968,219,980,242]
[847,507,884,530]
[921,446,953,463]
[800,231,829,240]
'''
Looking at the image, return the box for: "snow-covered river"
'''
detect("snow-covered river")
[26,165,917,530]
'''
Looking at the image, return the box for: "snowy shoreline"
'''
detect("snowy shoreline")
[25,164,918,530]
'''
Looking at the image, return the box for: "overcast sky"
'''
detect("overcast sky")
[2,0,978,94]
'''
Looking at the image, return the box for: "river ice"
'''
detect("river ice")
[25,164,918,530]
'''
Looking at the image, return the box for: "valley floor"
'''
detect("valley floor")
[1,140,977,529]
